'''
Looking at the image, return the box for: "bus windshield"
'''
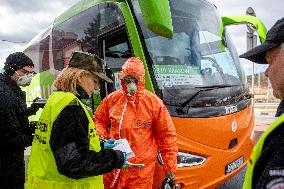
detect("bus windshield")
[133,0,247,110]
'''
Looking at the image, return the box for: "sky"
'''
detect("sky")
[0,0,283,74]
[210,0,282,74]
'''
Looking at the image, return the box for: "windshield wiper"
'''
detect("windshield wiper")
[176,85,234,115]
[181,85,235,106]
[193,84,237,89]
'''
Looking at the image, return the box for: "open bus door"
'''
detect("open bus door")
[97,25,134,99]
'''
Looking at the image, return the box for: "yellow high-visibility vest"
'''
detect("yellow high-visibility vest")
[243,113,284,189]
[26,91,103,189]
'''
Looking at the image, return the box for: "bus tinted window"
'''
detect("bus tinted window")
[52,3,124,71]
[24,26,52,73]
[22,3,126,100]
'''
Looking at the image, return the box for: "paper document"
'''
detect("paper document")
[113,138,135,159]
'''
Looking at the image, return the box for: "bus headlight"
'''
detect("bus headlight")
[177,152,206,167]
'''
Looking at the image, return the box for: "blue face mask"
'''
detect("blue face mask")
[81,98,92,106]
[81,89,100,105]
[81,98,93,117]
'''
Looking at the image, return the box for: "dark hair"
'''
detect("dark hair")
[4,52,34,76]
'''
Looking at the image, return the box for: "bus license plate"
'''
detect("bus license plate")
[225,156,244,175]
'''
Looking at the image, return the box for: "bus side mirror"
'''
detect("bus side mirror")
[137,0,173,39]
[221,15,267,44]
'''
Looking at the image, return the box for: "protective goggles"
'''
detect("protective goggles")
[124,76,138,84]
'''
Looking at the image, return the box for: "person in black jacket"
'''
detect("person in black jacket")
[26,51,128,189]
[0,52,44,189]
[240,18,284,189]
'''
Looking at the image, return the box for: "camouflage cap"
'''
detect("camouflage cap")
[68,51,112,83]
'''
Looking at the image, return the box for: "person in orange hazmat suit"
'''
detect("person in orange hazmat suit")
[94,57,178,189]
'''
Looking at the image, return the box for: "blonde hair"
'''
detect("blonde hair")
[53,67,92,95]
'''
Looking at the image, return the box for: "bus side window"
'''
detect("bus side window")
[50,2,130,108]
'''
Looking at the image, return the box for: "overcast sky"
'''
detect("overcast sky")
[211,0,282,74]
[0,0,77,64]
[0,0,283,74]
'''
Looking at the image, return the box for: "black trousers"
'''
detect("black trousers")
[0,150,25,189]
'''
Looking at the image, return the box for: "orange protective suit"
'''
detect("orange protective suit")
[94,57,178,189]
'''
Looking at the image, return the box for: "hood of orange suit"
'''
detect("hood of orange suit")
[120,57,145,92]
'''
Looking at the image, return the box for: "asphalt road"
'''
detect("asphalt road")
[218,167,247,189]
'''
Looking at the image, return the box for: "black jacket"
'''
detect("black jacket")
[0,73,34,188]
[50,86,125,179]
[252,100,284,189]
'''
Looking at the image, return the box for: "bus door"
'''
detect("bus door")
[98,25,134,99]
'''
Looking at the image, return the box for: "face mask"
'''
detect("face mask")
[126,82,137,95]
[93,89,100,96]
[81,98,93,117]
[81,89,100,106]
[16,73,33,86]
[81,98,92,106]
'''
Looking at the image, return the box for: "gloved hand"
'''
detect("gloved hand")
[26,97,46,116]
[121,153,129,169]
[113,138,135,159]
[31,97,46,110]
[26,97,44,116]
[29,121,38,134]
[104,138,115,149]
[161,173,175,189]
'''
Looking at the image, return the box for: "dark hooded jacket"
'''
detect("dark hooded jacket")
[0,73,34,188]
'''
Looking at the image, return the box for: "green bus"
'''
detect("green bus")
[23,0,267,188]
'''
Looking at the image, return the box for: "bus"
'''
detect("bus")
[23,0,267,188]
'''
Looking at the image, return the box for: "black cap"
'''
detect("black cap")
[68,51,112,83]
[4,52,34,76]
[240,17,284,64]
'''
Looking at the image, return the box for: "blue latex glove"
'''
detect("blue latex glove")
[121,152,128,169]
[104,138,115,149]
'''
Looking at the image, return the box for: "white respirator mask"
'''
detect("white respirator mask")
[16,72,33,86]
[126,82,137,95]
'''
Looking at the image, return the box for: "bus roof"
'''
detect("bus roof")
[22,0,120,51]
[54,0,119,28]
